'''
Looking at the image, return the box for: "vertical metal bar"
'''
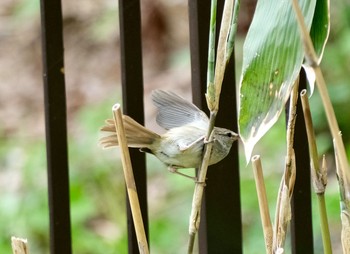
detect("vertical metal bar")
[189,0,242,252]
[118,0,149,252]
[188,2,211,251]
[288,70,314,254]
[188,0,211,102]
[39,0,72,253]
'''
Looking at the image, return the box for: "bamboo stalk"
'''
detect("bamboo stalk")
[252,155,273,254]
[112,104,149,254]
[284,79,299,197]
[273,82,298,251]
[208,0,234,111]
[187,0,239,252]
[317,192,333,254]
[300,89,332,253]
[333,136,350,253]
[291,0,350,196]
[187,126,215,254]
[11,237,29,254]
[300,90,326,193]
[341,210,350,254]
[225,0,240,63]
[273,151,296,252]
[206,0,217,88]
[292,0,350,251]
[313,66,350,190]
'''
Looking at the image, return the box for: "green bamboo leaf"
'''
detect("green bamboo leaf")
[310,0,330,60]
[238,0,316,161]
[304,0,330,94]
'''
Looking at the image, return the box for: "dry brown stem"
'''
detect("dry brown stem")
[252,155,273,254]
[112,104,149,254]
[273,82,298,252]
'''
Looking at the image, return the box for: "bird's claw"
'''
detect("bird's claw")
[204,138,215,144]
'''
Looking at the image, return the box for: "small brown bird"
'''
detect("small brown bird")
[100,90,239,178]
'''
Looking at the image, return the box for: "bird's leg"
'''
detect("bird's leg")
[168,166,197,180]
[168,166,206,185]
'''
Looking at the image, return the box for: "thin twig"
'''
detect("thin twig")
[252,155,273,254]
[112,104,149,254]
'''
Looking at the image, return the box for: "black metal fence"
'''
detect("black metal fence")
[39,0,313,253]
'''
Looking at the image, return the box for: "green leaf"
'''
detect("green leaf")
[238,0,316,161]
[304,0,330,94]
[310,0,330,60]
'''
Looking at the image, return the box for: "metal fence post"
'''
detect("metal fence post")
[39,0,72,253]
[287,70,314,254]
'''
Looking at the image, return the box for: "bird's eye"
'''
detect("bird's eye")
[226,132,232,137]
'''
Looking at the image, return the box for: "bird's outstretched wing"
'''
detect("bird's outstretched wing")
[152,90,209,130]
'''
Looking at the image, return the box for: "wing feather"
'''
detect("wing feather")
[152,90,209,130]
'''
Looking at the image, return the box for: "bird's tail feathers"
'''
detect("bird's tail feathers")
[100,115,160,149]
